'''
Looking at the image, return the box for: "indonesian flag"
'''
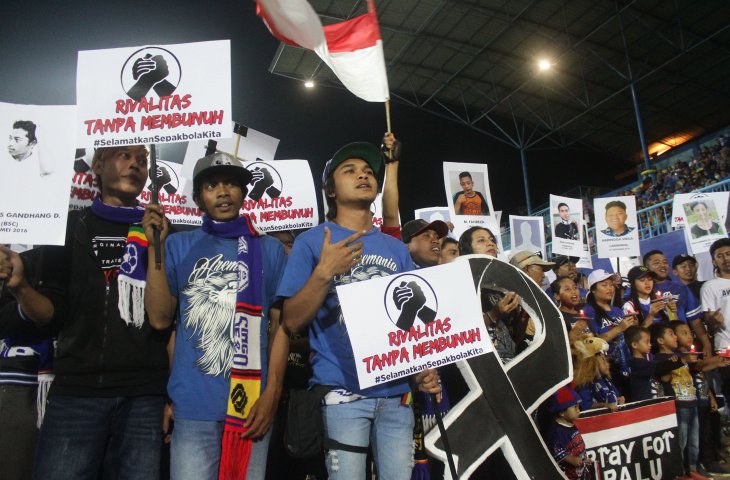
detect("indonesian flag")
[256,0,389,102]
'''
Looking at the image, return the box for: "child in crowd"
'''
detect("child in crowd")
[671,320,730,475]
[651,323,707,480]
[573,336,624,411]
[583,269,637,393]
[622,266,668,326]
[627,326,660,402]
[545,386,593,480]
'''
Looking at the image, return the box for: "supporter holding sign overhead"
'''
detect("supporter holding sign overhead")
[76,40,231,147]
[443,162,497,239]
[594,196,640,259]
[550,194,583,257]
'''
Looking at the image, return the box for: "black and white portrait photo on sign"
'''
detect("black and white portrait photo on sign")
[443,162,494,219]
[509,215,546,260]
[1,101,76,245]
[549,194,583,257]
[594,195,640,258]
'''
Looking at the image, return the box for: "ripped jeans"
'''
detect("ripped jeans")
[322,397,414,480]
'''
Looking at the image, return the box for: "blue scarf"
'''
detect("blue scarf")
[203,214,263,480]
[91,198,148,327]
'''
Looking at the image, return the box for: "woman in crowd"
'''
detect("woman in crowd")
[582,270,637,393]
[621,266,667,326]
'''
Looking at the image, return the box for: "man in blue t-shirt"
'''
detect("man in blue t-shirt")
[276,142,441,480]
[144,152,288,480]
[643,250,712,356]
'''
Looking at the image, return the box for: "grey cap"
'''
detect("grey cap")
[192,152,252,190]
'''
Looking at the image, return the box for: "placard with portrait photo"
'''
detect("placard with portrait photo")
[443,162,494,224]
[1,101,76,245]
[680,196,727,254]
[549,194,583,257]
[595,195,640,258]
[509,215,546,260]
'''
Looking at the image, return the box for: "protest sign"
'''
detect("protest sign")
[576,223,593,269]
[1,102,76,245]
[549,194,583,257]
[509,215,546,259]
[575,398,683,480]
[181,122,280,179]
[672,193,728,254]
[671,191,728,229]
[76,40,231,147]
[240,159,317,232]
[414,207,452,227]
[595,196,640,259]
[444,162,494,222]
[337,260,491,390]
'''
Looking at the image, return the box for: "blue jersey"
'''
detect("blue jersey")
[276,222,415,397]
[165,229,286,421]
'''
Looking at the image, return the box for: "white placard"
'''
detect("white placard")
[509,215,546,260]
[337,261,492,389]
[241,159,318,232]
[76,40,231,147]
[576,223,593,269]
[443,162,494,222]
[595,196,640,259]
[181,123,280,179]
[671,192,729,229]
[676,195,728,254]
[414,207,452,235]
[1,102,76,245]
[549,194,583,257]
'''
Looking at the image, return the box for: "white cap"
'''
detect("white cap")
[587,269,613,290]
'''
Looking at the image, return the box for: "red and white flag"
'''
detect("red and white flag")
[257,0,389,102]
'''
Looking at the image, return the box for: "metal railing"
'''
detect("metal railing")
[501,177,730,257]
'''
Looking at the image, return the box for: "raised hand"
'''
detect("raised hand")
[315,227,365,279]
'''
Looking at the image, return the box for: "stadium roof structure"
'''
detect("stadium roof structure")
[267,0,730,166]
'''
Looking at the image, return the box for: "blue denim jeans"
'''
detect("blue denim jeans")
[322,397,414,480]
[676,403,700,470]
[170,418,271,480]
[33,394,165,480]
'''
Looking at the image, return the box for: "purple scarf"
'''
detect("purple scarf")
[91,198,148,328]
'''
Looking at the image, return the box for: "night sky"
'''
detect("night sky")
[0,0,633,221]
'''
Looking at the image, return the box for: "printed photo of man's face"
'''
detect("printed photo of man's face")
[558,204,570,221]
[459,174,474,193]
[8,121,37,161]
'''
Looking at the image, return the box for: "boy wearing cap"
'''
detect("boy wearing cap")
[544,386,592,480]
[144,152,288,480]
[402,219,449,268]
[276,142,440,480]
[644,250,712,357]
[673,254,703,300]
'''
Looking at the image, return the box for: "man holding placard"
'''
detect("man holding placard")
[144,152,288,480]
[276,142,440,480]
[1,146,172,479]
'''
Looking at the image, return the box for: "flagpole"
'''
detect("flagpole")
[385,99,392,133]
